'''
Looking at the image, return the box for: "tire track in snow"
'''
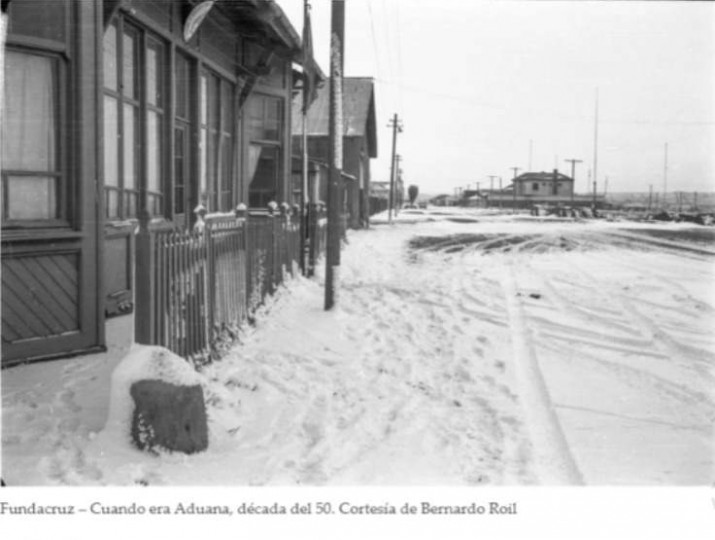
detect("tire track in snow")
[567,252,715,379]
[501,264,584,485]
[538,341,715,423]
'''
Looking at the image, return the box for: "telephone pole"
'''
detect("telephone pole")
[592,89,599,203]
[487,175,498,208]
[324,0,345,311]
[564,158,582,204]
[648,184,653,211]
[395,154,403,213]
[388,113,403,222]
[510,167,520,212]
[663,142,668,209]
[488,175,497,191]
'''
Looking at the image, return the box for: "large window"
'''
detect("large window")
[199,70,235,213]
[173,53,192,218]
[103,20,165,220]
[248,95,283,208]
[2,51,63,224]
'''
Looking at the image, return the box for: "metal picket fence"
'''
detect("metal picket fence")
[135,209,307,364]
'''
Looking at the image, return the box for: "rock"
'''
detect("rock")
[130,380,208,454]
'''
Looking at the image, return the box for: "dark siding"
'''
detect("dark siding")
[2,0,104,365]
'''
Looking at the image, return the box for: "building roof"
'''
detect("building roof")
[292,77,378,157]
[216,0,302,58]
[514,171,573,182]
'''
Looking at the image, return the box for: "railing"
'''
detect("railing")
[135,206,308,365]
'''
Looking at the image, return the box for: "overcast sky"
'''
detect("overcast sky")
[278,0,714,195]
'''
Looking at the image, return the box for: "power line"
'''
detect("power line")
[365,0,382,86]
[394,0,405,113]
[369,77,715,127]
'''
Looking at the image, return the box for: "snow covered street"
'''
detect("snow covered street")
[2,209,714,486]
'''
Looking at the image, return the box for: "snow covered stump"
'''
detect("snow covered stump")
[130,380,207,454]
[104,346,208,455]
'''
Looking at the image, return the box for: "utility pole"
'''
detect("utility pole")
[663,142,668,210]
[648,185,653,211]
[395,154,402,213]
[592,179,597,207]
[488,175,497,191]
[564,158,582,205]
[499,177,503,209]
[388,113,403,222]
[487,175,497,209]
[324,0,345,311]
[592,88,599,205]
[511,167,520,213]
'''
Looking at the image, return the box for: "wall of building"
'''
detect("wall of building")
[2,0,104,364]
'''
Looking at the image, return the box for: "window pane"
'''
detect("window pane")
[103,95,119,187]
[2,52,56,171]
[123,104,137,190]
[125,191,137,218]
[6,176,57,220]
[200,127,207,201]
[221,135,232,211]
[146,39,163,107]
[200,74,208,126]
[122,28,137,99]
[221,135,232,192]
[103,25,118,91]
[106,189,119,219]
[250,146,278,190]
[222,81,234,131]
[248,96,263,140]
[208,74,219,130]
[175,54,189,119]
[265,98,281,141]
[147,111,162,193]
[174,127,186,215]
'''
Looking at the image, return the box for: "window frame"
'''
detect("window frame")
[102,17,168,221]
[199,67,235,213]
[1,48,68,229]
[247,93,284,209]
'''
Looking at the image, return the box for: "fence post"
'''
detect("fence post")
[135,209,155,345]
[307,202,319,277]
[267,202,277,292]
[201,209,214,355]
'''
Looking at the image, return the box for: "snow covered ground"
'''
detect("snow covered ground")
[2,208,714,487]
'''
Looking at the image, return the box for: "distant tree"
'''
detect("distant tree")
[408,184,419,205]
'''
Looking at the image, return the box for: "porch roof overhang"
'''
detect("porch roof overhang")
[104,1,301,59]
[216,0,302,60]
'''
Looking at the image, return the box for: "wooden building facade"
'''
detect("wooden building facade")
[2,0,308,366]
[2,0,104,364]
[291,77,377,229]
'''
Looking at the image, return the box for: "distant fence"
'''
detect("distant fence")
[135,207,320,364]
[369,196,389,216]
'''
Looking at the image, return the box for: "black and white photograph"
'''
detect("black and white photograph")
[1,0,713,538]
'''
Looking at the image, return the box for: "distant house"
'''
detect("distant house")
[430,194,458,207]
[369,181,390,215]
[292,77,378,228]
[514,171,574,199]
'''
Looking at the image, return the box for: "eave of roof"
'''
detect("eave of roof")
[216,0,302,60]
